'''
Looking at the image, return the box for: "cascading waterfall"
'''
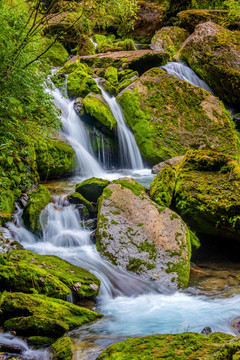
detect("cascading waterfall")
[161,62,214,94]
[96,80,144,169]
[48,84,104,178]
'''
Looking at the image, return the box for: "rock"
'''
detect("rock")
[96,178,198,289]
[0,249,100,300]
[68,192,96,217]
[77,35,95,56]
[150,165,176,208]
[41,38,69,67]
[177,9,229,33]
[132,1,167,41]
[59,60,94,76]
[97,332,233,360]
[76,177,110,203]
[35,138,75,180]
[28,336,55,346]
[23,185,51,233]
[67,70,101,98]
[1,292,102,338]
[232,318,240,334]
[74,97,85,116]
[104,66,118,86]
[97,39,137,53]
[152,156,184,174]
[207,335,240,359]
[50,337,73,360]
[83,93,117,131]
[151,26,189,59]
[80,50,169,75]
[117,67,239,165]
[179,22,240,106]
[201,327,212,336]
[152,150,240,240]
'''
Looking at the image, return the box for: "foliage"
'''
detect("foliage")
[224,0,240,21]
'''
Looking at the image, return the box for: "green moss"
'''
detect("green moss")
[83,94,117,130]
[3,249,100,299]
[113,179,147,196]
[118,67,239,165]
[77,35,95,56]
[68,192,96,216]
[41,38,69,67]
[97,332,234,359]
[59,61,93,75]
[104,67,118,86]
[67,70,101,98]
[35,138,75,180]
[76,177,110,202]
[22,185,51,233]
[28,336,55,346]
[150,165,176,207]
[51,337,73,360]
[166,257,190,288]
[1,292,102,337]
[126,257,155,272]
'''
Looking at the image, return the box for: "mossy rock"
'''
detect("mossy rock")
[35,138,75,180]
[59,60,94,75]
[41,38,69,67]
[96,178,197,288]
[2,249,100,299]
[51,337,73,360]
[77,35,95,56]
[68,192,96,216]
[151,26,189,59]
[76,177,110,203]
[104,67,118,86]
[1,292,102,337]
[67,70,101,98]
[28,336,55,346]
[97,332,234,359]
[177,9,229,33]
[154,150,240,240]
[83,93,117,131]
[22,185,51,233]
[179,22,240,106]
[117,67,239,165]
[150,165,176,207]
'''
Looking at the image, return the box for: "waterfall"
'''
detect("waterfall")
[48,85,104,178]
[96,81,144,170]
[161,62,214,94]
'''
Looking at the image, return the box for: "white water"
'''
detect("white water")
[3,197,240,340]
[96,81,144,170]
[49,85,104,178]
[162,62,214,94]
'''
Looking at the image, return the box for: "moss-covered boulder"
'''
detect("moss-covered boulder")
[35,138,75,180]
[68,192,96,216]
[77,35,95,56]
[59,59,94,76]
[67,70,101,98]
[97,39,137,53]
[151,150,240,240]
[177,9,229,33]
[41,38,69,67]
[96,178,199,289]
[28,336,55,346]
[117,67,239,165]
[83,94,117,131]
[1,292,102,338]
[104,67,118,86]
[51,337,73,360]
[151,26,189,59]
[0,249,100,299]
[80,50,169,75]
[97,332,234,360]
[23,185,51,233]
[76,177,110,203]
[179,22,240,106]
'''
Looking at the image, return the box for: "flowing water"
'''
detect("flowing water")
[2,65,240,359]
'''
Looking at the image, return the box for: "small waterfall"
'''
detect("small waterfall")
[90,37,98,49]
[96,81,144,170]
[48,85,104,178]
[161,62,214,94]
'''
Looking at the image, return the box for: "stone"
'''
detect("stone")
[179,21,240,106]
[96,178,198,289]
[67,70,101,98]
[73,97,85,116]
[76,177,110,203]
[117,67,239,165]
[232,318,240,334]
[152,156,184,174]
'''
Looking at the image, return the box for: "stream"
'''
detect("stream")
[2,62,240,359]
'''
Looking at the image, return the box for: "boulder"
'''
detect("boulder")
[132,1,167,41]
[68,192,96,217]
[74,97,85,116]
[177,9,229,33]
[59,60,94,76]
[151,150,240,240]
[80,50,169,75]
[117,67,239,165]
[83,93,117,131]
[50,337,73,360]
[179,22,240,106]
[23,185,51,233]
[97,332,233,360]
[77,35,95,56]
[76,177,110,203]
[41,38,69,67]
[1,292,102,337]
[0,249,100,300]
[151,26,189,59]
[96,178,198,289]
[67,70,101,98]
[152,156,184,174]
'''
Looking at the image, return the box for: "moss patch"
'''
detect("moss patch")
[76,177,110,202]
[51,336,73,360]
[67,70,101,98]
